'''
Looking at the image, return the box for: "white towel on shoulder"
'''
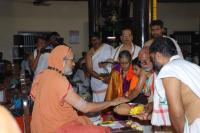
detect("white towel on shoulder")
[151,55,200,128]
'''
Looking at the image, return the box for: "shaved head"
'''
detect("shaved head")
[139,47,150,59]
[138,47,153,72]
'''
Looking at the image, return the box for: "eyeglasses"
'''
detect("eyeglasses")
[64,55,74,61]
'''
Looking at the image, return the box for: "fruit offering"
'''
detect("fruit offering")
[126,120,143,131]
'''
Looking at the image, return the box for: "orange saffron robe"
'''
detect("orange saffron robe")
[30,45,110,133]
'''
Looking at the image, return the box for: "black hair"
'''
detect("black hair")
[90,32,100,39]
[121,27,133,35]
[82,51,86,57]
[34,36,46,44]
[119,50,132,62]
[0,52,2,59]
[163,27,168,35]
[150,19,164,28]
[149,37,178,57]
[132,57,141,68]
[46,32,60,41]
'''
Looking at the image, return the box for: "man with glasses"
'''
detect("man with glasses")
[113,27,141,61]
[30,45,128,133]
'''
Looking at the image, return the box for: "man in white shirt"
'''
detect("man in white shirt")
[29,36,47,74]
[33,32,62,77]
[113,28,141,61]
[149,37,200,133]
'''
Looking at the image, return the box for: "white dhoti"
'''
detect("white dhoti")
[184,117,200,133]
[92,89,107,102]
[91,77,108,102]
[91,44,115,102]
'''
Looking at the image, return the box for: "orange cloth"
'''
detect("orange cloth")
[105,64,138,101]
[128,74,138,94]
[56,120,110,133]
[30,45,108,133]
[15,116,32,133]
[15,117,24,132]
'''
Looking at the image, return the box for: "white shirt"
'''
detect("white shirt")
[21,60,31,75]
[34,53,49,77]
[113,43,141,61]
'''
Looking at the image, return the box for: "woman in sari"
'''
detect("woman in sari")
[105,50,139,101]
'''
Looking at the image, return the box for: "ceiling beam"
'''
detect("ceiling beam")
[158,0,200,3]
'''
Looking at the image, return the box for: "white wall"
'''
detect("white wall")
[1,1,200,61]
[158,3,200,35]
[0,0,89,61]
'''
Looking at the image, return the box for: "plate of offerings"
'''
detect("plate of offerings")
[113,103,145,116]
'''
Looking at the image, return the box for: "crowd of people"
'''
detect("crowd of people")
[0,19,200,133]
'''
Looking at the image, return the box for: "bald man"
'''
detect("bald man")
[126,48,155,119]
[128,48,154,98]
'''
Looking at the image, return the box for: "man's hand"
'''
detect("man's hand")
[37,44,44,52]
[98,62,107,68]
[125,91,129,98]
[101,76,110,84]
[145,102,153,114]
[111,97,129,106]
[131,103,153,120]
[98,58,114,68]
[132,112,151,120]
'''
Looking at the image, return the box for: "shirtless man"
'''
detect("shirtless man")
[150,37,200,133]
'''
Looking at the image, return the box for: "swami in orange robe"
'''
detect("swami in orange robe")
[30,45,110,133]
